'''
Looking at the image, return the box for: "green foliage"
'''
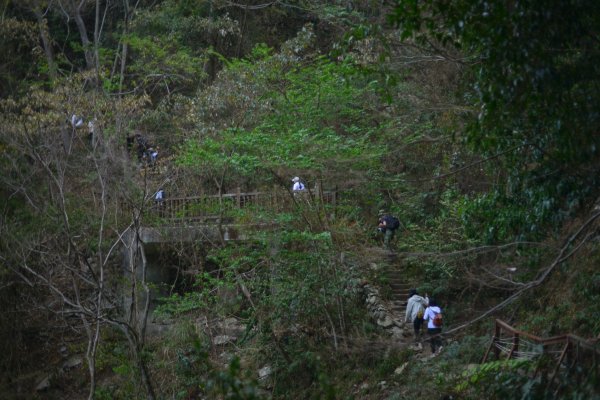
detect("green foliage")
[155,270,237,317]
[94,336,141,399]
[458,190,544,243]
[179,43,383,187]
[132,0,240,51]
[390,0,600,240]
[204,357,263,400]
[455,351,600,399]
[456,359,537,398]
[0,16,41,95]
[124,33,206,95]
[574,269,600,337]
[272,350,336,399]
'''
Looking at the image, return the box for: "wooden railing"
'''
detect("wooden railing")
[483,319,599,387]
[150,188,337,222]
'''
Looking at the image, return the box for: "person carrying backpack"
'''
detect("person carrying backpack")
[291,176,305,192]
[378,210,400,249]
[423,298,443,354]
[405,289,429,342]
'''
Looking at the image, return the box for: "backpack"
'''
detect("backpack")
[416,307,424,319]
[387,216,400,230]
[433,311,443,327]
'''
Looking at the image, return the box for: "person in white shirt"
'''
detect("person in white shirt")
[155,189,165,215]
[404,289,429,342]
[70,114,83,128]
[423,298,443,354]
[291,176,305,191]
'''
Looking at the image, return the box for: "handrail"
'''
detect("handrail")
[494,319,567,344]
[483,318,600,388]
[163,191,266,202]
[162,190,335,202]
[147,188,337,222]
[492,319,598,349]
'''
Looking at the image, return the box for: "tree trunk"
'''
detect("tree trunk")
[33,3,57,79]
[93,0,101,84]
[69,0,95,70]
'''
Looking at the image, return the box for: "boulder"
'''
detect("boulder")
[213,335,235,346]
[376,316,394,328]
[35,375,50,391]
[217,317,246,338]
[62,356,83,370]
[394,362,408,375]
[390,327,404,339]
[258,365,272,380]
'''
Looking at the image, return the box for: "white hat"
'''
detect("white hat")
[292,177,300,183]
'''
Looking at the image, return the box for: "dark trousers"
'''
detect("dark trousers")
[413,318,424,339]
[384,228,395,248]
[427,328,442,353]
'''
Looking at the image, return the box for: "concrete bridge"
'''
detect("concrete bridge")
[136,187,336,241]
[120,188,337,317]
[122,187,337,275]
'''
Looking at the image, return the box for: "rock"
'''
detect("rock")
[376,316,394,328]
[217,318,246,338]
[390,327,403,339]
[394,362,408,375]
[62,356,83,370]
[258,365,272,380]
[213,335,235,345]
[392,319,403,328]
[194,316,209,336]
[35,375,50,391]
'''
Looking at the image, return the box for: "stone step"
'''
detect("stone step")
[391,289,411,294]
[387,281,410,287]
[383,273,408,280]
[390,291,411,297]
[389,285,411,290]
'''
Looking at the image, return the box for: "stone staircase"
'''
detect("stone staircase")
[384,266,413,322]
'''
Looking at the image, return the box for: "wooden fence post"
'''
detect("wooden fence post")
[483,321,500,363]
[508,333,519,359]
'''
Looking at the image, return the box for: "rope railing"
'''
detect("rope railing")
[482,319,600,386]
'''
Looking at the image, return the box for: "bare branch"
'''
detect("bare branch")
[443,211,600,336]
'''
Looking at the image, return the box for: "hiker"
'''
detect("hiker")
[155,188,165,215]
[378,211,400,249]
[135,133,148,162]
[423,298,443,354]
[149,147,159,166]
[70,114,84,128]
[405,289,429,342]
[88,118,97,146]
[291,176,305,192]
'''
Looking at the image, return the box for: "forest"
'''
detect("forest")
[0,0,599,399]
